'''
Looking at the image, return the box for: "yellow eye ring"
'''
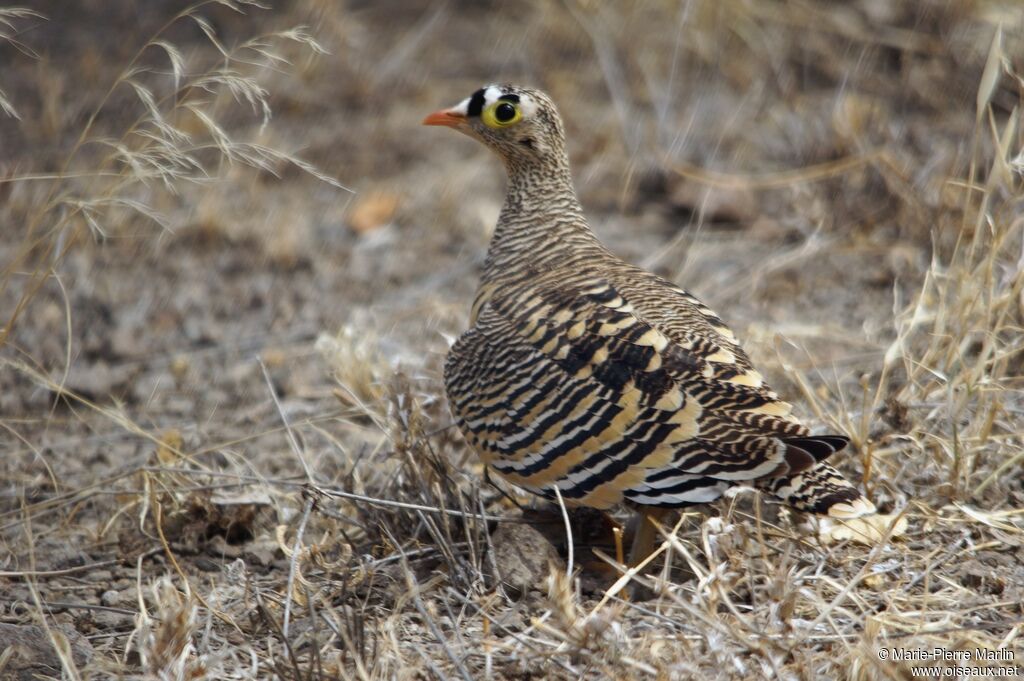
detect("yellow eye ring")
[482,101,521,128]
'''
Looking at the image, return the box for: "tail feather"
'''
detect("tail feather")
[781,435,850,464]
[758,461,875,518]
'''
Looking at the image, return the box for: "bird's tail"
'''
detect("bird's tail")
[758,461,876,518]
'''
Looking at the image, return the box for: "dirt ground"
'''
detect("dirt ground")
[1,1,1023,679]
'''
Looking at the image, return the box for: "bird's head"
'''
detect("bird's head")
[423,84,566,166]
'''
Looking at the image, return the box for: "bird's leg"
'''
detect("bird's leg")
[628,506,669,569]
[613,525,625,566]
[623,507,670,601]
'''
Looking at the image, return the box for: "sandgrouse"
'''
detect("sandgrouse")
[425,84,875,562]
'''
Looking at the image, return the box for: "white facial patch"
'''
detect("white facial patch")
[451,85,537,120]
[517,94,538,119]
[482,85,503,106]
[486,86,538,119]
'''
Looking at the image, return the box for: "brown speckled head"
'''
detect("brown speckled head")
[423,84,567,169]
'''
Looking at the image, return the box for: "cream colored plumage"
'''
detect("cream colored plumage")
[425,84,875,542]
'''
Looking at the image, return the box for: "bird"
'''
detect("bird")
[424,84,875,565]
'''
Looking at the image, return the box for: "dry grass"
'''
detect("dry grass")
[1,1,1022,679]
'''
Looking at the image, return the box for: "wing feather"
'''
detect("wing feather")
[444,271,841,508]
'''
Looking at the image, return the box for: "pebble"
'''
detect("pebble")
[0,623,94,681]
[489,521,565,599]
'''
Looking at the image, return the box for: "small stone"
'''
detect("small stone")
[489,521,564,598]
[241,536,280,568]
[205,534,243,559]
[0,623,94,681]
[35,538,87,571]
[91,609,134,632]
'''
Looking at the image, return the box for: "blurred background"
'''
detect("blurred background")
[1,1,1022,678]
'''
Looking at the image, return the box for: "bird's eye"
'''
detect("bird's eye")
[495,103,517,122]
[482,101,521,128]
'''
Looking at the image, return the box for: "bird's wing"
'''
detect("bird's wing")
[444,273,846,509]
[612,266,769,387]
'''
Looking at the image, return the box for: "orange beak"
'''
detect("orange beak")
[422,108,467,128]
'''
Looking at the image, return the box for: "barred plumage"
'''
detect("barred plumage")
[425,84,875,544]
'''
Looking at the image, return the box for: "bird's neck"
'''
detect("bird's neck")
[483,155,603,278]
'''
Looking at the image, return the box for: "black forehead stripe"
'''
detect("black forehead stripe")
[498,94,520,103]
[467,88,486,117]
